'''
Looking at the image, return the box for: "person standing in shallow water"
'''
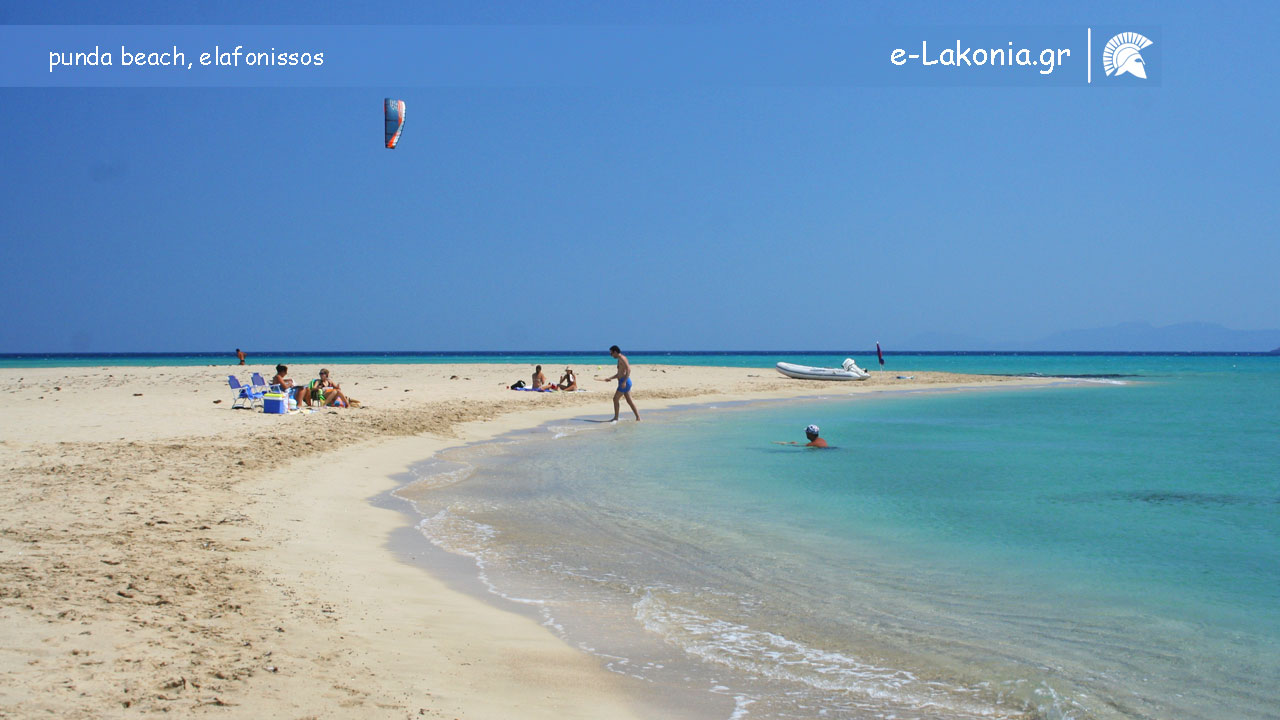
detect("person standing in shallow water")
[597,345,640,422]
[235,348,246,365]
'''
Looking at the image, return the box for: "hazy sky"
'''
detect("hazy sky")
[1,1,1276,352]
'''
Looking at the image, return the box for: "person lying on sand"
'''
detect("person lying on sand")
[774,424,829,448]
[558,367,577,391]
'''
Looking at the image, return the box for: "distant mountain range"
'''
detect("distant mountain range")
[897,322,1280,352]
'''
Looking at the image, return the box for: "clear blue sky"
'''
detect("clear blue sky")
[1,1,1276,352]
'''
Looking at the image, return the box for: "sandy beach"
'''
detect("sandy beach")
[0,362,1056,718]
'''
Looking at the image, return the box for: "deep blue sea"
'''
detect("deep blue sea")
[394,355,1279,720]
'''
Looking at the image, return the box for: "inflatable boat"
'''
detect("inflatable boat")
[775,358,870,381]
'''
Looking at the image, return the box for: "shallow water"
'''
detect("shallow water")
[396,356,1280,719]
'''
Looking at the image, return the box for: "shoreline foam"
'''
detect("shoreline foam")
[388,388,1088,720]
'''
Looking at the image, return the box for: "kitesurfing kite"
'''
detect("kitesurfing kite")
[384,98,405,149]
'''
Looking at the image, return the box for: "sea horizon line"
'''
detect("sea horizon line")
[2,349,1277,358]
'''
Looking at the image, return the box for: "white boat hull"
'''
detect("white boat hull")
[776,361,869,381]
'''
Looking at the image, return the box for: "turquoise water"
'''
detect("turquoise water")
[396,356,1278,718]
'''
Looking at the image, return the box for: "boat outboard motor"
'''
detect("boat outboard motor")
[842,358,861,372]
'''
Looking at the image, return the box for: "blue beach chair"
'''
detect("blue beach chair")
[228,375,263,410]
[250,372,270,395]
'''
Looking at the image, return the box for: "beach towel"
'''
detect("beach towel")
[511,386,556,392]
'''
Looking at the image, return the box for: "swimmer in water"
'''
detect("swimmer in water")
[774,424,829,448]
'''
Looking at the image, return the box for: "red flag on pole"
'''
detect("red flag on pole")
[876,342,884,368]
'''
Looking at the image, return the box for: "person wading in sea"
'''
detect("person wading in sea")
[774,424,829,448]
[596,345,640,422]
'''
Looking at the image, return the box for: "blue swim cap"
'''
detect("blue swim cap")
[805,424,820,436]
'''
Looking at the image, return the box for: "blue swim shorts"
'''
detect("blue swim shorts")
[617,377,633,393]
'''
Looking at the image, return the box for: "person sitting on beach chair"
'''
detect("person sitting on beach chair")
[558,367,578,391]
[271,364,302,406]
[307,368,353,407]
[271,364,295,391]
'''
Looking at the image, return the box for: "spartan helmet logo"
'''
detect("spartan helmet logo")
[1103,32,1153,79]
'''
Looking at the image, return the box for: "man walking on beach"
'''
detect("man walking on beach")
[597,345,640,422]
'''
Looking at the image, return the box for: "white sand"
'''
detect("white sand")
[0,362,1060,717]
